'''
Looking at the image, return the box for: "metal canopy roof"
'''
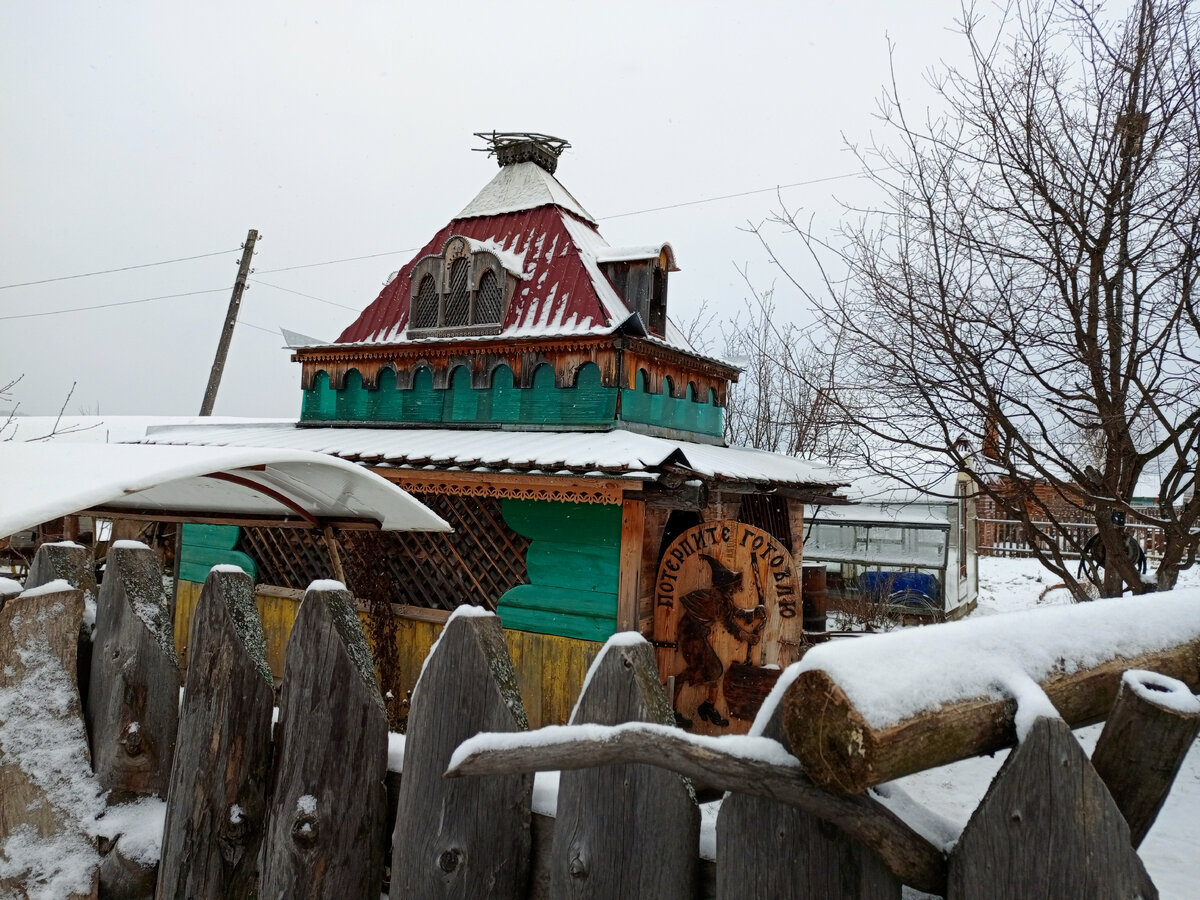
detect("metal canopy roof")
[0,443,450,538]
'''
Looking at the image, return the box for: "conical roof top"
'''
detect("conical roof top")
[455,161,595,224]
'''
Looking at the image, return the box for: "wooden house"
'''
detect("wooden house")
[155,134,847,734]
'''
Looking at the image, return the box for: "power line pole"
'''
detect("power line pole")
[200,228,259,415]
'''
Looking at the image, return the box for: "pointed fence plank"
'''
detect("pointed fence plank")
[549,635,699,900]
[259,584,388,900]
[0,585,99,900]
[156,567,275,900]
[390,608,532,899]
[86,543,180,800]
[947,717,1157,899]
[26,540,97,600]
[1090,669,1200,847]
[716,707,900,899]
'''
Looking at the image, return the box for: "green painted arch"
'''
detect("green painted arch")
[522,363,560,425]
[488,364,520,423]
[444,365,477,422]
[374,367,402,420]
[337,369,369,420]
[301,370,337,421]
[403,366,441,422]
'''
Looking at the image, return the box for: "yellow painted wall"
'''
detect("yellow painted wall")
[174,580,601,729]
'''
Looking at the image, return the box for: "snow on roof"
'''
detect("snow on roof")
[2,415,292,444]
[461,237,527,278]
[337,207,632,345]
[455,161,595,224]
[594,243,678,271]
[0,442,450,538]
[137,422,846,488]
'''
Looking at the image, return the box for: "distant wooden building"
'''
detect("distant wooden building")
[158,134,847,733]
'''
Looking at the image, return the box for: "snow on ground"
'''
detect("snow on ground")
[896,555,1200,899]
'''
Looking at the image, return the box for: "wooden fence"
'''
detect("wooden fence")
[2,540,1196,898]
[978,517,1167,561]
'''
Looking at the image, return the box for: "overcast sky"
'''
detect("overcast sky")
[2,1,971,418]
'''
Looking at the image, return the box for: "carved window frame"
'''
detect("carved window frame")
[407,235,513,337]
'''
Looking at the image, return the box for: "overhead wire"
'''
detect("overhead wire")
[0,171,858,327]
[0,248,239,290]
[0,288,229,321]
[597,172,863,220]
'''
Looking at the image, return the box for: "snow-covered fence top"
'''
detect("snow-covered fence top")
[778,588,1200,793]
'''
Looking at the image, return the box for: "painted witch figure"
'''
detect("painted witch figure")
[675,553,767,727]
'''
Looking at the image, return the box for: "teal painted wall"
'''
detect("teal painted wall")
[299,360,722,437]
[496,499,622,642]
[179,523,258,584]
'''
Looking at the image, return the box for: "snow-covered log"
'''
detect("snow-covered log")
[781,591,1200,794]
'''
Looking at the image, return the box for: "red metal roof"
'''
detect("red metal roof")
[336,206,634,345]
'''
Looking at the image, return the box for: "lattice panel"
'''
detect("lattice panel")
[239,492,529,611]
[476,270,503,323]
[738,494,794,552]
[412,274,439,328]
[444,258,470,327]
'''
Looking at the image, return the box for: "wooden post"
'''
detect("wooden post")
[390,609,532,899]
[156,567,275,900]
[549,635,699,899]
[618,499,645,633]
[0,585,98,900]
[321,525,347,584]
[716,707,900,899]
[200,228,258,416]
[259,584,388,899]
[87,543,180,800]
[1090,669,1200,847]
[946,717,1155,898]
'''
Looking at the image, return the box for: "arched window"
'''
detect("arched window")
[445,259,471,327]
[412,275,438,328]
[476,270,503,323]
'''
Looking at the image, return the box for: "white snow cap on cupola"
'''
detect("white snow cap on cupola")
[456,132,596,224]
[455,161,596,223]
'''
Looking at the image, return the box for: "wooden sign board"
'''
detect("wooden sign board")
[653,521,802,735]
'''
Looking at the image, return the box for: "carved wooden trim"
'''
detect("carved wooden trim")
[377,470,634,505]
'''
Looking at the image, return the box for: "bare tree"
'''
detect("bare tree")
[676,289,859,464]
[774,0,1200,597]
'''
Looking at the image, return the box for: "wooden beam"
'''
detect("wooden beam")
[79,508,384,530]
[447,723,947,895]
[618,499,645,632]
